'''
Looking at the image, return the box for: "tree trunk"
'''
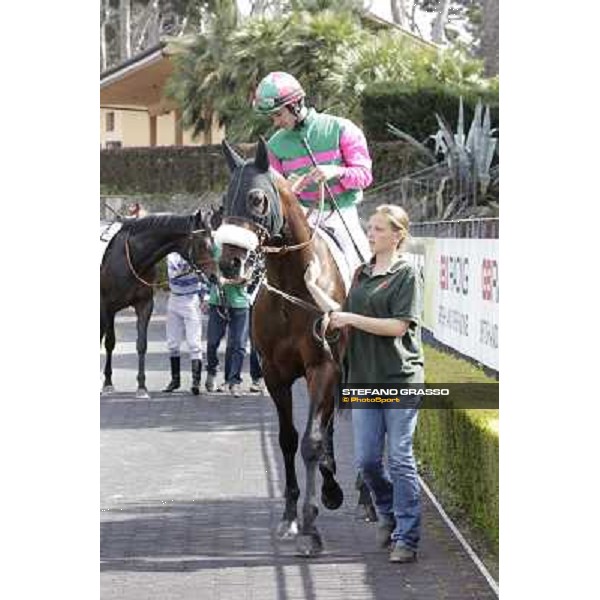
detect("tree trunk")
[120,0,132,61]
[132,0,159,53]
[409,1,421,35]
[100,22,107,71]
[250,0,268,15]
[100,0,109,72]
[432,0,451,44]
[390,0,408,27]
[481,0,499,76]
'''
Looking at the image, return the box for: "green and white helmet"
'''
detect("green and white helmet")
[253,72,306,115]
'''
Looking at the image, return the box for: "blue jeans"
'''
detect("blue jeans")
[206,306,248,385]
[353,407,421,551]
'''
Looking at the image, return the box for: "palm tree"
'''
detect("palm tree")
[165,0,239,141]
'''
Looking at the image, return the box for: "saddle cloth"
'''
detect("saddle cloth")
[100,221,122,264]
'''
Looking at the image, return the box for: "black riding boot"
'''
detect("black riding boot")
[191,359,202,396]
[163,356,181,392]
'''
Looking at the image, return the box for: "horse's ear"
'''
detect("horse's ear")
[255,136,270,173]
[222,139,244,172]
[192,207,203,229]
[211,204,223,229]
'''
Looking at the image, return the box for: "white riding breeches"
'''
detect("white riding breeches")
[303,204,371,274]
[166,294,202,360]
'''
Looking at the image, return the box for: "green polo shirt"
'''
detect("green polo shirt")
[345,257,424,384]
[207,243,250,309]
[208,282,249,309]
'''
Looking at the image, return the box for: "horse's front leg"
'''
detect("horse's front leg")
[102,310,116,394]
[134,296,153,399]
[355,471,378,522]
[296,362,340,557]
[266,369,300,540]
[318,362,344,512]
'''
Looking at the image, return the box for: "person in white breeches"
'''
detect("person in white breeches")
[163,252,204,395]
[302,204,371,276]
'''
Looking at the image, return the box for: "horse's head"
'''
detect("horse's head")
[188,208,219,284]
[217,137,285,278]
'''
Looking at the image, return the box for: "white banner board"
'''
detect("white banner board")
[407,238,499,371]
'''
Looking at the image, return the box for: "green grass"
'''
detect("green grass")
[424,343,497,383]
[424,343,499,433]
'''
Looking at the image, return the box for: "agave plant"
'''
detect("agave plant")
[431,97,498,194]
[388,96,498,196]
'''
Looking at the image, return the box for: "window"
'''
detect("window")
[106,111,115,132]
[105,140,122,149]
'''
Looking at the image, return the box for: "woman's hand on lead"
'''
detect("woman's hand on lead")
[329,311,355,329]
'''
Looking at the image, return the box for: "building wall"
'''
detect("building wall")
[156,113,173,146]
[101,108,149,148]
[100,107,223,148]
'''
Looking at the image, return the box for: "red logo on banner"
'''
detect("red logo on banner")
[440,255,449,290]
[482,259,499,302]
[440,255,469,295]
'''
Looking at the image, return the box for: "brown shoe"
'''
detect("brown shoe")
[389,542,417,563]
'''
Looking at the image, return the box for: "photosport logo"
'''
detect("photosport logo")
[336,384,499,410]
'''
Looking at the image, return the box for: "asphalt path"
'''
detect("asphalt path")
[100,293,497,599]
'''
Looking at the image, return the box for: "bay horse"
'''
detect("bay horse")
[100,209,217,398]
[217,138,351,556]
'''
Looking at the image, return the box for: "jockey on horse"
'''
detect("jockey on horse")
[253,71,372,285]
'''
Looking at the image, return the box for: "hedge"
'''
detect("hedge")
[415,342,499,553]
[415,405,499,552]
[100,141,426,195]
[100,145,246,195]
[362,83,499,142]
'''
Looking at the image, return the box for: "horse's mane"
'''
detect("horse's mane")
[119,213,193,235]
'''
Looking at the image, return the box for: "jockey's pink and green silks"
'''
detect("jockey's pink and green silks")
[267,108,373,209]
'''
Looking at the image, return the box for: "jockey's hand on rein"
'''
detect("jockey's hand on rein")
[307,165,344,184]
[289,173,308,194]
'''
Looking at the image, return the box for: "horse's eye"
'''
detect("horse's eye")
[247,189,269,217]
[249,190,266,205]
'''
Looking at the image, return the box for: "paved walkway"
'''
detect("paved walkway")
[101,295,497,599]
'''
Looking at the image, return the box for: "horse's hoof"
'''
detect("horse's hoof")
[355,502,378,523]
[295,533,323,557]
[101,385,114,395]
[135,389,151,399]
[275,519,299,540]
[321,480,344,510]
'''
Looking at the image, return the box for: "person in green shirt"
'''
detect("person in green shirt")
[204,241,253,397]
[204,274,250,397]
[306,204,424,564]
